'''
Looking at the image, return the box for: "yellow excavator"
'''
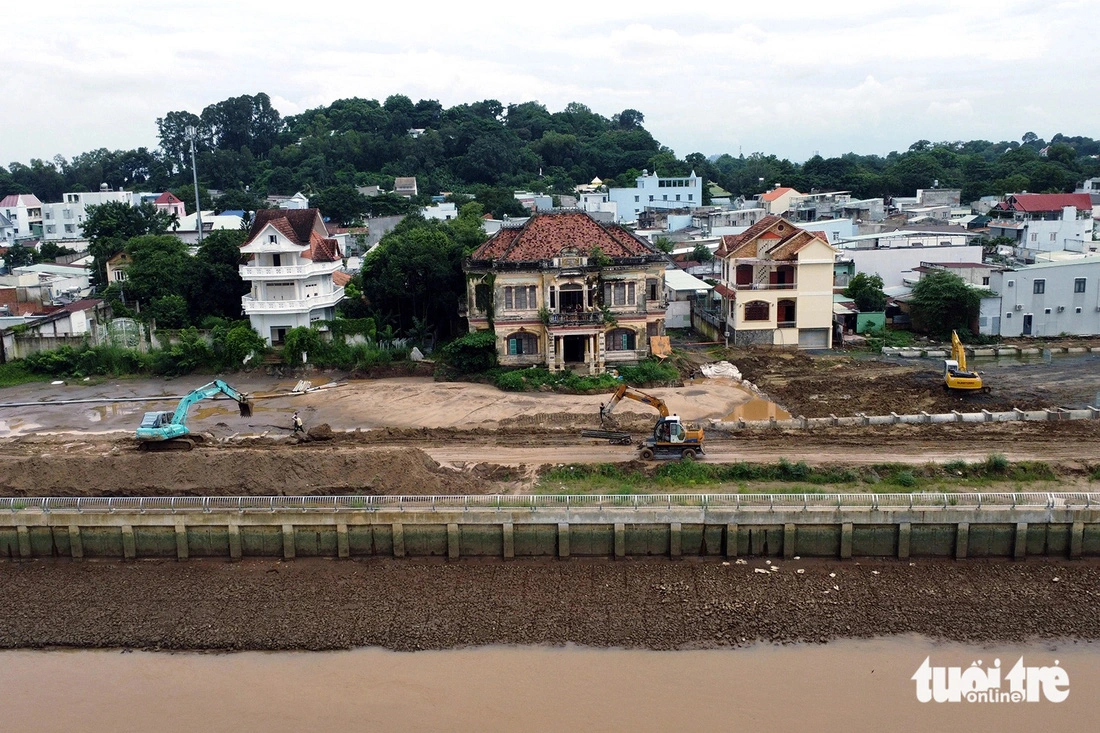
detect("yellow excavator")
[943,330,986,392]
[599,383,706,461]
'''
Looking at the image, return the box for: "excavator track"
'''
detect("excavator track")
[139,438,196,452]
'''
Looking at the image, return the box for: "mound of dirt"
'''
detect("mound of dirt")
[0,446,485,497]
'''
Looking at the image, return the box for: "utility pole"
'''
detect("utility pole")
[185,125,204,244]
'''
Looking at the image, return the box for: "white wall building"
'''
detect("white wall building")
[422,202,458,221]
[663,267,712,329]
[0,194,43,241]
[980,257,1100,337]
[987,193,1095,259]
[239,209,345,346]
[0,212,13,245]
[171,211,244,244]
[39,187,134,241]
[607,170,703,223]
[835,228,976,251]
[836,244,986,289]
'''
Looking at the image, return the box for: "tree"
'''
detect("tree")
[83,201,177,288]
[189,229,249,321]
[843,272,887,312]
[36,241,76,263]
[122,235,194,312]
[691,243,713,263]
[909,270,985,340]
[2,244,34,270]
[215,188,266,214]
[173,184,213,215]
[653,236,674,254]
[312,184,368,226]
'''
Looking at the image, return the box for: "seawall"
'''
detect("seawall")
[2,493,1099,562]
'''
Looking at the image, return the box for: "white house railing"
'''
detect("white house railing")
[241,287,344,313]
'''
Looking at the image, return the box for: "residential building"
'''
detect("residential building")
[153,191,187,219]
[463,211,667,374]
[1,263,93,304]
[606,170,703,223]
[908,262,1003,288]
[577,191,617,222]
[40,187,133,241]
[979,257,1100,337]
[663,268,712,329]
[238,209,345,345]
[171,211,245,244]
[105,251,132,283]
[514,191,554,212]
[834,226,976,251]
[394,177,418,198]
[690,206,767,235]
[755,186,804,216]
[0,194,43,240]
[987,193,1095,259]
[422,202,458,221]
[18,299,107,337]
[714,216,837,349]
[834,243,986,289]
[0,213,13,245]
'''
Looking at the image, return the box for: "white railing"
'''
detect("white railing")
[239,262,339,279]
[241,288,344,313]
[1,492,1094,514]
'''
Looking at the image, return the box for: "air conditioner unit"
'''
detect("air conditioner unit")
[1014,304,1023,311]
[1057,306,1065,312]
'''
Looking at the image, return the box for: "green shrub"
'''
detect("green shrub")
[439,330,498,374]
[618,359,679,385]
[891,470,918,488]
[984,453,1009,474]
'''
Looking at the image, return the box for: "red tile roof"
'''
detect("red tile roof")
[154,191,183,205]
[760,187,799,202]
[996,193,1093,213]
[331,271,352,287]
[713,283,736,299]
[471,211,654,261]
[302,232,341,263]
[58,298,102,314]
[716,215,830,260]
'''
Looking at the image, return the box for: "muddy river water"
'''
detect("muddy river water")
[3,638,1099,731]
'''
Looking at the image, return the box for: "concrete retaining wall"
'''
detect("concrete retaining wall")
[712,406,1100,431]
[2,494,1098,562]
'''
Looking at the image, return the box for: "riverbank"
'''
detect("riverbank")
[1,558,1097,651]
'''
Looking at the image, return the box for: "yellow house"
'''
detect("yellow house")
[716,216,837,349]
[464,211,667,373]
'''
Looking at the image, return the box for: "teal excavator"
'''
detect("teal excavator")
[135,380,253,451]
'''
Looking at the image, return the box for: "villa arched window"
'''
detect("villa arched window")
[605,328,636,351]
[506,331,539,356]
[744,301,770,321]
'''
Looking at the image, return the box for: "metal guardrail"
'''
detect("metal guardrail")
[2,492,1097,514]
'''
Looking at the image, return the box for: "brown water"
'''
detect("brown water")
[3,638,1098,732]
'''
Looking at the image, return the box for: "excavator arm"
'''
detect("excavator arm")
[169,380,253,427]
[600,383,670,421]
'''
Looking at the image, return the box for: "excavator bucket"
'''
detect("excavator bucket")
[238,399,254,418]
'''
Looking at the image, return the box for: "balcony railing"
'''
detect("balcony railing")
[548,311,604,326]
[777,320,797,329]
[240,262,339,279]
[242,287,344,314]
[733,282,796,291]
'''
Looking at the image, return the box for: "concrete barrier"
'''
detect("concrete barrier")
[2,493,1099,562]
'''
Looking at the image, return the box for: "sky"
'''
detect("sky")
[2,0,1098,168]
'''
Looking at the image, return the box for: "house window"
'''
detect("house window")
[1033,279,1045,294]
[506,331,538,355]
[647,278,659,301]
[982,276,990,286]
[603,282,636,307]
[1051,232,1057,241]
[675,194,681,201]
[1074,278,1086,293]
[272,254,281,267]
[744,301,770,321]
[269,234,277,243]
[605,328,636,351]
[1030,233,1037,242]
[64,224,74,233]
[113,270,126,282]
[504,285,536,310]
[688,194,693,201]
[634,196,639,202]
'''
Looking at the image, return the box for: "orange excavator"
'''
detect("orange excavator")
[599,383,706,461]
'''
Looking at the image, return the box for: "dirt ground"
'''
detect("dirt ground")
[2,558,1098,651]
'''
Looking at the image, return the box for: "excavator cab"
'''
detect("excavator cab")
[944,330,986,392]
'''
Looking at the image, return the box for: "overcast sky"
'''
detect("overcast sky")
[2,0,1097,168]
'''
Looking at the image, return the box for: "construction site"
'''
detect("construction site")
[2,343,1100,654]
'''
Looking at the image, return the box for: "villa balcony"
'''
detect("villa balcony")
[732,281,797,291]
[240,262,340,280]
[241,287,344,314]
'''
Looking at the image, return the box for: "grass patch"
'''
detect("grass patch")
[0,361,49,388]
[535,455,1059,493]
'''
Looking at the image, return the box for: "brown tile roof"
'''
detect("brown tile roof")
[470,211,654,262]
[331,271,352,287]
[760,187,798,202]
[716,215,830,260]
[58,298,102,314]
[154,191,183,205]
[302,232,341,263]
[713,283,736,299]
[245,208,326,246]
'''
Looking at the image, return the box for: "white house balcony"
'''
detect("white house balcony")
[240,262,340,280]
[241,287,344,314]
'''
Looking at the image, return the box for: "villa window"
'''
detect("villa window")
[744,300,770,321]
[506,331,538,356]
[1074,278,1086,293]
[504,285,536,310]
[605,328,636,351]
[1033,279,1045,294]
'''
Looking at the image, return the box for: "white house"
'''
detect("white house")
[3,263,93,304]
[39,187,134,242]
[987,193,1095,259]
[577,191,617,222]
[980,257,1100,337]
[0,212,13,245]
[607,170,703,223]
[0,194,43,241]
[172,211,245,244]
[239,208,345,345]
[422,202,458,221]
[663,267,712,329]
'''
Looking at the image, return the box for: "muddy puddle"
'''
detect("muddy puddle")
[724,397,790,422]
[2,638,1098,731]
